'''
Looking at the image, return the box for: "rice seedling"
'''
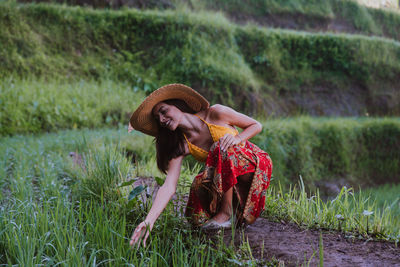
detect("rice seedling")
[1,123,399,264]
[264,176,400,242]
[356,183,400,219]
[0,127,263,266]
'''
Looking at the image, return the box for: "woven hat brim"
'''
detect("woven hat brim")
[129,84,209,136]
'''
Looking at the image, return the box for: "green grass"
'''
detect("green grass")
[0,2,258,107]
[198,0,334,19]
[254,116,400,188]
[0,78,145,135]
[1,2,400,119]
[0,128,265,266]
[1,1,399,263]
[0,126,399,265]
[235,26,400,96]
[356,183,400,220]
[2,78,399,189]
[2,79,399,189]
[186,0,400,41]
[264,178,400,243]
[17,0,400,42]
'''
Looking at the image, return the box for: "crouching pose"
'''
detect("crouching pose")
[128,84,272,246]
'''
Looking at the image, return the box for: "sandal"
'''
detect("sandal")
[200,216,235,230]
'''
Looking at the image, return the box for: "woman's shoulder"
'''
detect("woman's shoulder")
[196,104,237,124]
[206,104,233,120]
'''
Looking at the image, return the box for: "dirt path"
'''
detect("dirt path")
[224,218,400,266]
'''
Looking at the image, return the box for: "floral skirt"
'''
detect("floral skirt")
[185,140,273,226]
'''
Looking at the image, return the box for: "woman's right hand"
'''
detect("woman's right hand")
[130,221,153,248]
[129,156,183,248]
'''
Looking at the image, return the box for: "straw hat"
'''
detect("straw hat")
[129,83,209,136]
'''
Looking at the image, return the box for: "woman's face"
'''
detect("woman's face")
[152,102,182,131]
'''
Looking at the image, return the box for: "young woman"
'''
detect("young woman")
[129,84,272,247]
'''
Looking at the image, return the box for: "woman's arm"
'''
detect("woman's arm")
[209,104,262,151]
[129,155,184,247]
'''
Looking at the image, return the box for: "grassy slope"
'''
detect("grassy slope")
[17,0,400,41]
[1,2,400,134]
[199,0,400,41]
[0,3,257,105]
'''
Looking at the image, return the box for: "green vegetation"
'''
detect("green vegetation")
[2,80,399,190]
[0,128,270,265]
[199,0,400,41]
[0,127,398,265]
[265,180,400,242]
[19,0,400,41]
[1,1,400,119]
[2,76,399,189]
[236,26,400,112]
[1,0,400,264]
[0,2,257,107]
[255,117,400,188]
[356,183,400,219]
[202,0,335,18]
[0,78,144,135]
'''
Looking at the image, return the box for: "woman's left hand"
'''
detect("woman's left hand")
[219,134,243,152]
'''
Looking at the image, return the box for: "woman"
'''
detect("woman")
[129,84,272,247]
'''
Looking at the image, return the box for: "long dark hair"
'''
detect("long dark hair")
[154,99,196,173]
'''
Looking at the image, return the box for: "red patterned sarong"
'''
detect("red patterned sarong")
[185,140,272,226]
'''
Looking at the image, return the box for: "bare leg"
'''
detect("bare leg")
[236,173,253,205]
[211,187,233,223]
[210,173,254,223]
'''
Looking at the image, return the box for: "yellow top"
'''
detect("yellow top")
[183,114,239,162]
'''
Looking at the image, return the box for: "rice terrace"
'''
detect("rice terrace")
[0,0,400,266]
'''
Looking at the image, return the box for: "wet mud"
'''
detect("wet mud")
[225,218,400,266]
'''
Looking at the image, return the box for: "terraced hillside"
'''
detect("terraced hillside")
[1,1,400,133]
[17,0,400,41]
